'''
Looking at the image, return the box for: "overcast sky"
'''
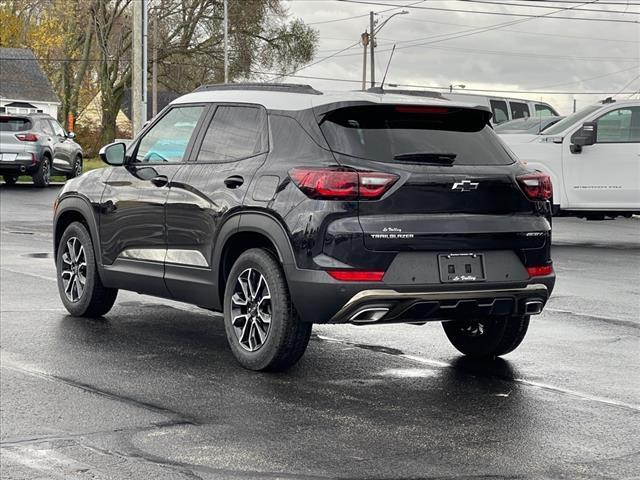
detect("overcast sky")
[281,0,640,114]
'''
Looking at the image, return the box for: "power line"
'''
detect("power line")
[309,3,637,64]
[460,0,639,15]
[326,0,615,67]
[264,40,362,82]
[532,65,640,89]
[253,69,640,94]
[337,0,640,23]
[614,73,640,96]
[306,0,426,25]
[394,16,639,44]
[329,43,639,62]
[266,0,426,80]
[495,1,640,5]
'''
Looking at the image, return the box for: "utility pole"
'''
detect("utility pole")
[573,98,577,113]
[224,0,229,83]
[152,14,158,117]
[369,11,375,88]
[361,31,369,91]
[368,10,408,89]
[132,0,148,135]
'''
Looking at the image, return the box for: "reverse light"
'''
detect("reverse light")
[327,270,385,282]
[527,265,553,277]
[15,133,38,142]
[289,168,398,201]
[517,172,552,201]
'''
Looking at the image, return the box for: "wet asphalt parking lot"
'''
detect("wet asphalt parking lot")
[0,183,638,480]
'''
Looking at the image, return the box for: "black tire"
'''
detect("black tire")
[67,155,83,179]
[3,175,18,185]
[442,315,530,358]
[56,221,118,317]
[223,248,312,371]
[32,156,51,187]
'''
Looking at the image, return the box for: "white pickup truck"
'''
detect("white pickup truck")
[501,99,640,218]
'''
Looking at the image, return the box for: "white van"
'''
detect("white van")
[501,99,640,218]
[443,93,559,124]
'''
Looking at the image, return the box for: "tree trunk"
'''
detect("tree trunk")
[101,91,118,145]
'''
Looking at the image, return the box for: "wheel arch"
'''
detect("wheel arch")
[54,195,102,273]
[214,212,296,305]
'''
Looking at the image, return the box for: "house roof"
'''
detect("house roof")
[0,48,60,104]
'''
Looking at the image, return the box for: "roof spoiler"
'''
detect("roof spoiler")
[193,83,323,95]
[364,87,446,100]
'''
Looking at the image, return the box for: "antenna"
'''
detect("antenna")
[380,44,396,91]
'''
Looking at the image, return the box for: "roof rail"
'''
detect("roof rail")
[193,83,323,95]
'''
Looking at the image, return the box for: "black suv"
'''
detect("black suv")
[53,84,555,371]
[0,113,83,186]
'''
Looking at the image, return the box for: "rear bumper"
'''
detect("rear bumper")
[286,264,554,324]
[0,155,37,175]
[328,283,549,324]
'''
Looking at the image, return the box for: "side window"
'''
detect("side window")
[196,105,266,162]
[535,104,554,117]
[135,106,204,163]
[490,100,509,124]
[596,107,640,143]
[50,120,66,137]
[510,102,530,120]
[40,120,54,135]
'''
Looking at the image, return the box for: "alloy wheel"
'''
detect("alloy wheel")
[60,236,87,302]
[42,159,50,184]
[75,158,82,177]
[230,268,272,351]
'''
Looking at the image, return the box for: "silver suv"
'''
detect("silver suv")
[0,113,83,187]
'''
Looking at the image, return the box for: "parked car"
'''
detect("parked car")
[495,116,564,135]
[0,113,83,187]
[501,99,640,218]
[53,83,555,371]
[443,92,559,124]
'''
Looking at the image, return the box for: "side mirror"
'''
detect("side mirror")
[66,131,76,139]
[570,121,597,153]
[99,142,126,166]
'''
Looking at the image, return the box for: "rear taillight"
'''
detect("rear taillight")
[517,172,552,201]
[327,270,385,282]
[527,265,553,277]
[15,133,38,142]
[289,168,398,200]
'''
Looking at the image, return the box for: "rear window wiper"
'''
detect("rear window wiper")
[392,152,457,164]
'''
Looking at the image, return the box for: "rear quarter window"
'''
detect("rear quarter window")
[0,117,32,132]
[319,105,515,166]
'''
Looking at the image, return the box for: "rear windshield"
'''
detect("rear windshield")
[0,116,32,132]
[319,105,515,165]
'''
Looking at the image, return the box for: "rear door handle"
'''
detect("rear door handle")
[150,175,168,187]
[224,175,244,189]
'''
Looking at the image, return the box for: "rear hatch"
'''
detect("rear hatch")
[318,104,549,254]
[0,116,32,156]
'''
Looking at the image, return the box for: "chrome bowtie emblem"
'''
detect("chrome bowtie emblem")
[452,180,479,192]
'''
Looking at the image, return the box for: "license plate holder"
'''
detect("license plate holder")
[438,253,486,283]
[0,154,17,162]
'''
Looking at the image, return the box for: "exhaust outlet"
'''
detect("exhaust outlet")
[350,307,390,323]
[524,300,544,315]
[19,165,26,173]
